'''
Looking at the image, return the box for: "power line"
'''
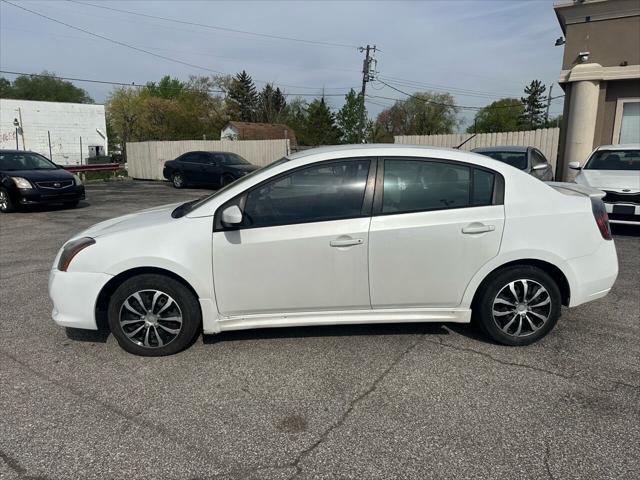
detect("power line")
[0,70,351,97]
[377,76,521,100]
[67,0,359,50]
[0,0,350,91]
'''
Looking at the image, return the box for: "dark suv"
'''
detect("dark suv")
[0,150,85,213]
[163,151,258,189]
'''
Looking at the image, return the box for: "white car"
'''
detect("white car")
[570,144,640,225]
[49,145,619,356]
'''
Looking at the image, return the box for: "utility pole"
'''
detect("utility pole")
[544,84,554,126]
[357,44,377,143]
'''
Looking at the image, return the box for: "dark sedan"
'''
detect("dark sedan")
[471,146,554,181]
[163,151,258,189]
[0,150,85,213]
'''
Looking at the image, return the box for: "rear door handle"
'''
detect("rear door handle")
[462,223,495,234]
[330,238,364,247]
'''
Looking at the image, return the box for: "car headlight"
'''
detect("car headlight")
[73,174,83,186]
[11,177,33,189]
[58,237,96,271]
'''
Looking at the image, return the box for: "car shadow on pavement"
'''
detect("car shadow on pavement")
[202,322,486,345]
[65,326,110,343]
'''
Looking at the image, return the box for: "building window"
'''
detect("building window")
[613,98,640,145]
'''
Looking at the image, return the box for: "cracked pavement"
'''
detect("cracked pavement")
[1,180,639,480]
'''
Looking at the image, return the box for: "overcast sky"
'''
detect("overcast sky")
[0,0,566,130]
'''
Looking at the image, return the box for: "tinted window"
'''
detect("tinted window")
[222,153,250,165]
[584,149,640,171]
[472,169,495,206]
[479,151,527,170]
[383,160,470,213]
[243,159,370,228]
[0,152,57,170]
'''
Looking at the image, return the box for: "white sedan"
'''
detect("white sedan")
[49,145,619,356]
[570,144,640,225]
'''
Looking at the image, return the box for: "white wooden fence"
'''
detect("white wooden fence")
[395,128,560,171]
[126,139,290,180]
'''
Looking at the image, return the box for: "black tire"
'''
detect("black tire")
[107,274,201,356]
[171,171,186,189]
[474,265,561,346]
[0,187,15,213]
[221,173,235,187]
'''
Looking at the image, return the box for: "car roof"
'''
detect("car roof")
[595,144,640,151]
[471,146,529,153]
[0,149,36,153]
[288,143,479,159]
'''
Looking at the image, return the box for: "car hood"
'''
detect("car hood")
[575,169,640,192]
[78,202,182,239]
[0,168,74,181]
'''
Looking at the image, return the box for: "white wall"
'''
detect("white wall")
[126,139,290,180]
[395,128,561,173]
[0,99,107,165]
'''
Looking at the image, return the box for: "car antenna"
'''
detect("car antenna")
[455,133,477,150]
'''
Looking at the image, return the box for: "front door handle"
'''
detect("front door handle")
[330,238,364,247]
[462,223,495,234]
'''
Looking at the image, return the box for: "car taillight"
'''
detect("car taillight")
[591,198,612,240]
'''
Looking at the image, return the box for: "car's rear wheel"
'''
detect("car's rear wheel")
[171,172,186,189]
[221,173,235,187]
[107,274,201,356]
[0,188,15,213]
[475,265,561,346]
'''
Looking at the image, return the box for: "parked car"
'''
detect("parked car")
[570,144,640,225]
[49,145,618,356]
[471,146,554,181]
[162,151,258,189]
[0,150,85,213]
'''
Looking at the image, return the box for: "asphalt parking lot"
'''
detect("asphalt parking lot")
[0,180,638,480]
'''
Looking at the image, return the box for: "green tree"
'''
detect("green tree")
[520,80,547,130]
[304,97,341,146]
[258,83,287,123]
[226,70,258,122]
[375,91,459,140]
[2,71,93,103]
[142,75,185,100]
[0,77,12,97]
[336,88,364,144]
[283,97,308,144]
[467,98,525,133]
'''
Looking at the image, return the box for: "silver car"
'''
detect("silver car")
[472,146,554,181]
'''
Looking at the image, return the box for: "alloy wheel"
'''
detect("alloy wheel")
[118,289,183,348]
[173,173,183,188]
[0,190,7,211]
[491,279,552,337]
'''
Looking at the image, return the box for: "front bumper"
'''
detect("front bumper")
[49,268,113,330]
[604,202,640,225]
[18,186,85,205]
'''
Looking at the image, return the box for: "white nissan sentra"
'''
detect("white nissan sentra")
[49,145,619,356]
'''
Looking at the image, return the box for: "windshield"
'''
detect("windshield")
[477,151,527,170]
[584,150,640,171]
[0,151,57,171]
[220,153,250,166]
[172,157,290,218]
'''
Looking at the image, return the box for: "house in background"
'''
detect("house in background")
[220,121,297,147]
[554,0,640,180]
[0,98,107,165]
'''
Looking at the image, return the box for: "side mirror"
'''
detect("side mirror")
[221,205,243,226]
[532,163,549,171]
[568,161,581,170]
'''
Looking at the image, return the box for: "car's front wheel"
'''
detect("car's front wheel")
[107,274,201,356]
[475,265,561,346]
[171,172,186,189]
[0,188,15,213]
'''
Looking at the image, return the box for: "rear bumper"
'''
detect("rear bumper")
[49,268,112,330]
[567,240,618,307]
[18,186,85,205]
